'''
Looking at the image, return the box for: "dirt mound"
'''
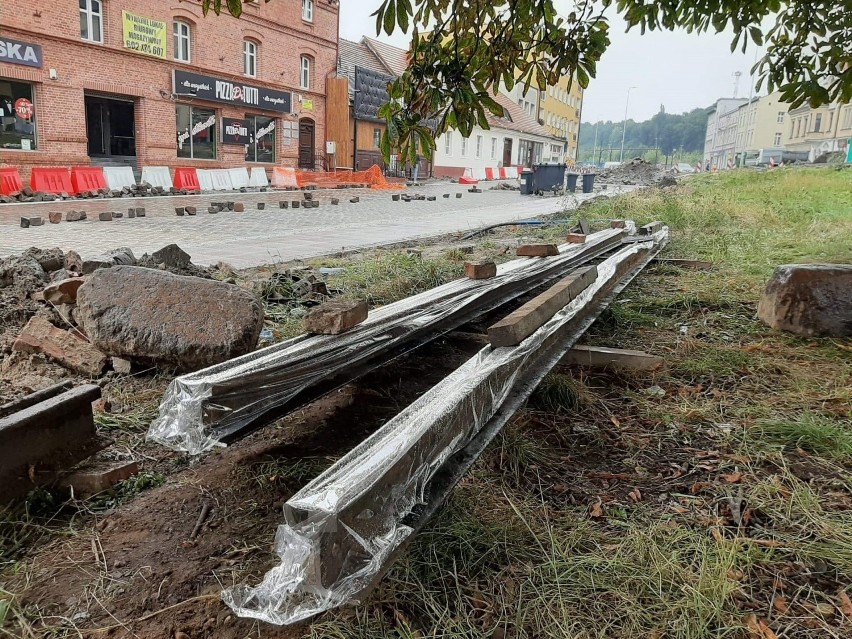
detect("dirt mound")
[596,157,671,186]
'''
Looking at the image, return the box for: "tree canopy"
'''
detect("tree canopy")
[205,0,851,163]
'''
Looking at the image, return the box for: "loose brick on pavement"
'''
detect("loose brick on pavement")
[565,233,586,244]
[517,244,559,257]
[465,260,497,280]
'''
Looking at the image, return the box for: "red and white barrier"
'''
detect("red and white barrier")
[249,167,269,187]
[30,167,73,194]
[272,167,298,188]
[103,166,136,190]
[196,169,214,191]
[461,165,519,183]
[141,166,173,190]
[0,167,23,195]
[228,167,250,189]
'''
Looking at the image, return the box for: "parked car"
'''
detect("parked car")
[674,163,696,173]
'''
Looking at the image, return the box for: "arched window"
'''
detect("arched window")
[243,39,258,77]
[173,20,191,62]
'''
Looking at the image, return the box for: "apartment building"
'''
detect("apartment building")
[703,98,748,168]
[540,74,584,162]
[785,101,852,161]
[0,0,338,181]
[734,92,790,158]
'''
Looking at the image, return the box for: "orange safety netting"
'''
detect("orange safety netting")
[294,164,404,190]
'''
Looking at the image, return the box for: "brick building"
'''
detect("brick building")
[0,0,338,182]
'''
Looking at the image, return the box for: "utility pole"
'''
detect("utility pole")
[592,123,599,165]
[619,86,637,163]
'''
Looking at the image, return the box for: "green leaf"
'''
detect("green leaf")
[226,0,241,18]
[383,0,396,36]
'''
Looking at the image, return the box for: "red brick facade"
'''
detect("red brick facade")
[1,0,338,182]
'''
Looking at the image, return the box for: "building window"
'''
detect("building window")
[373,128,381,148]
[773,132,782,146]
[302,0,313,21]
[814,114,822,132]
[475,135,482,159]
[245,115,275,163]
[461,137,467,157]
[300,55,311,90]
[843,107,852,129]
[243,40,257,77]
[490,137,496,159]
[176,104,216,159]
[0,80,37,151]
[80,0,103,43]
[173,20,191,62]
[444,131,452,155]
[827,111,833,132]
[776,111,784,123]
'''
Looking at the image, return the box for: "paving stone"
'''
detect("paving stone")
[257,202,265,210]
[49,212,62,224]
[175,207,185,216]
[443,193,450,198]
[350,197,360,203]
[208,206,218,214]
[331,198,339,205]
[279,201,289,209]
[234,203,245,212]
[98,212,113,222]
[113,212,123,218]
[456,193,463,198]
[20,217,43,228]
[292,201,301,208]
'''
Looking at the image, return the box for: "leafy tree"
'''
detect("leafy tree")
[205,0,850,163]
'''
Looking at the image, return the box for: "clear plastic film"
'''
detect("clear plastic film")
[221,230,668,625]
[147,229,626,454]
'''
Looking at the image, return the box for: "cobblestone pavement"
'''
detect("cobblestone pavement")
[0,182,635,267]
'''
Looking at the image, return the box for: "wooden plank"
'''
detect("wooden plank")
[488,266,598,347]
[652,258,713,270]
[560,345,664,371]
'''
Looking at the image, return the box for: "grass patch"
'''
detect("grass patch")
[748,413,852,461]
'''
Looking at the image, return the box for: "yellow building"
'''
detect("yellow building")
[540,75,584,162]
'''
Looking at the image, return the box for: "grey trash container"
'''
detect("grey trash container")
[532,164,567,192]
[582,173,596,193]
[566,173,579,193]
[520,169,534,195]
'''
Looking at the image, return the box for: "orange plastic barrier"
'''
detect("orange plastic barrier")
[173,167,200,191]
[293,164,404,190]
[484,167,496,180]
[30,167,73,194]
[271,166,299,188]
[70,166,107,194]
[0,167,23,195]
[458,176,478,185]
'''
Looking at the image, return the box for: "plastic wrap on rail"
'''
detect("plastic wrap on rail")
[147,229,625,455]
[220,230,668,625]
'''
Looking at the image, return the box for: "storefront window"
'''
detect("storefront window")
[176,104,216,159]
[0,80,37,151]
[245,115,275,163]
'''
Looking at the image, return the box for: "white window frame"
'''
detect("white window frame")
[444,131,452,156]
[173,20,191,62]
[776,111,784,123]
[300,55,311,90]
[773,132,782,146]
[243,40,258,77]
[461,137,467,157]
[302,0,314,22]
[490,137,496,159]
[475,135,482,159]
[80,0,104,43]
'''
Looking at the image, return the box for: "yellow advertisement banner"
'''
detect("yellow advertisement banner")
[122,10,166,59]
[302,99,313,111]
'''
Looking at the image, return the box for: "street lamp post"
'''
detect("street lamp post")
[619,86,637,163]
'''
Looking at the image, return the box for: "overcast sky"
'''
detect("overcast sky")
[339,2,763,123]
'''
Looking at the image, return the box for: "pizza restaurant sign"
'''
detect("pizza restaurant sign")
[173,70,291,113]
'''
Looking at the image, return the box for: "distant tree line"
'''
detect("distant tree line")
[579,105,711,163]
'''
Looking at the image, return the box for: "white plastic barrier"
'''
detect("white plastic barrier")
[504,166,519,179]
[249,167,269,187]
[140,166,173,190]
[471,167,487,181]
[228,167,250,189]
[103,166,136,190]
[196,169,214,191]
[210,169,234,191]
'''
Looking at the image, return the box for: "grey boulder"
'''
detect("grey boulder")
[757,263,852,337]
[76,266,264,370]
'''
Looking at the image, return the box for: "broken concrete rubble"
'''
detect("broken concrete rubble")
[43,277,85,305]
[65,247,136,275]
[13,315,107,376]
[76,266,264,370]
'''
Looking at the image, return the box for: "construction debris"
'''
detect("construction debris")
[221,227,669,624]
[76,266,264,371]
[560,345,665,371]
[464,261,497,280]
[0,383,103,502]
[303,299,368,335]
[13,316,107,376]
[517,244,559,257]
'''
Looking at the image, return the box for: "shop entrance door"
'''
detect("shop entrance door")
[298,118,315,168]
[84,94,136,157]
[502,138,513,166]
